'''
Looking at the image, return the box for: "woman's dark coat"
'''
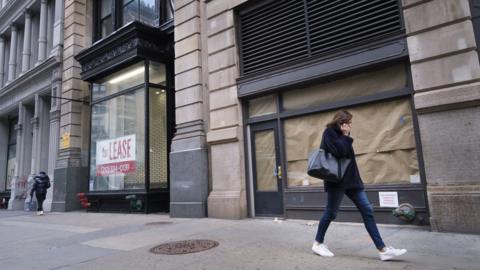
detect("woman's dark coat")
[320,126,364,191]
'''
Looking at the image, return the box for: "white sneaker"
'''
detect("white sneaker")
[379,246,407,261]
[36,211,41,216]
[39,211,44,215]
[312,242,334,257]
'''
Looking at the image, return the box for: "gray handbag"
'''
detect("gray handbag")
[307,148,351,183]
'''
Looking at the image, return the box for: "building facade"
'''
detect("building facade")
[2,0,478,235]
[170,0,480,234]
[0,0,64,211]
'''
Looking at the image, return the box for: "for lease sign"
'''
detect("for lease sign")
[96,134,136,176]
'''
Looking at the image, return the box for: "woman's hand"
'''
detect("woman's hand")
[340,123,351,136]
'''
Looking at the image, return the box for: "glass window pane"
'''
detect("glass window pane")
[90,90,146,191]
[284,98,419,187]
[149,88,168,189]
[101,16,113,38]
[139,0,158,25]
[282,64,407,111]
[149,61,166,85]
[254,130,278,191]
[101,0,112,18]
[248,95,276,117]
[8,119,16,144]
[166,0,174,21]
[122,0,138,26]
[92,61,145,100]
[6,144,16,190]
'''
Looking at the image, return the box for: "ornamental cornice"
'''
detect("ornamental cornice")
[75,21,174,81]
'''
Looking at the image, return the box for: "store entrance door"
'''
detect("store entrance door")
[250,121,283,216]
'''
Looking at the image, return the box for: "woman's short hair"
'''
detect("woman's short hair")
[326,110,353,128]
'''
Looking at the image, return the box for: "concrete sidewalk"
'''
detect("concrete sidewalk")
[0,210,478,270]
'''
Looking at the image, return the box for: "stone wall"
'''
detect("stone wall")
[204,0,248,219]
[170,0,209,218]
[403,0,480,233]
[52,0,90,211]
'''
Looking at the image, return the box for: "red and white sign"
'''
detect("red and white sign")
[96,134,136,176]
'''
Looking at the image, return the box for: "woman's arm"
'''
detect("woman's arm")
[322,128,354,158]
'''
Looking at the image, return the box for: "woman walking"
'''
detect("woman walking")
[311,110,407,261]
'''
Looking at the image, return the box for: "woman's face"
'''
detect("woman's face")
[341,119,352,130]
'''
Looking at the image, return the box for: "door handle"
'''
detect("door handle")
[274,165,282,179]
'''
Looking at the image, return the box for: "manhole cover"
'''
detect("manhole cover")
[150,239,219,255]
[144,221,173,226]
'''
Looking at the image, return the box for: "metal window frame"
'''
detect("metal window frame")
[87,59,171,196]
[94,0,170,42]
[242,60,429,220]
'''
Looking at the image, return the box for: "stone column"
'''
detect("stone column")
[29,95,50,178]
[403,0,480,234]
[45,69,61,211]
[8,103,33,210]
[52,0,88,211]
[7,24,18,82]
[204,0,248,219]
[37,0,48,63]
[170,0,209,217]
[26,95,42,209]
[50,0,64,57]
[0,35,5,87]
[22,10,32,73]
[0,119,7,192]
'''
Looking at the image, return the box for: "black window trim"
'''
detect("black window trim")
[94,0,174,42]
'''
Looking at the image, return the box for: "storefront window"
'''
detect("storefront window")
[248,95,276,117]
[149,62,166,85]
[284,98,419,187]
[90,90,146,191]
[282,64,406,111]
[149,87,168,189]
[89,60,168,192]
[92,62,145,101]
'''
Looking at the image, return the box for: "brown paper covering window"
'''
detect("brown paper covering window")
[254,130,278,191]
[282,64,406,111]
[284,98,419,187]
[248,95,276,117]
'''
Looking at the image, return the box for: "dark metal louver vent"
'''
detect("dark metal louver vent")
[238,0,403,75]
[239,0,309,74]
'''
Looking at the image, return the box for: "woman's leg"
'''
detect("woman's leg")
[346,189,385,250]
[315,187,344,243]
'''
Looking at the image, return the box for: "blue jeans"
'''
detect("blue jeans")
[315,188,386,250]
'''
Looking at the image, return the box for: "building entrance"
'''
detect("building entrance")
[250,121,283,216]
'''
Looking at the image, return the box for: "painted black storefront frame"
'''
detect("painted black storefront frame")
[235,0,428,224]
[85,60,173,213]
[93,0,174,42]
[75,21,174,213]
[241,60,429,225]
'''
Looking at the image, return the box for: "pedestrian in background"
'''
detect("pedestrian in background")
[30,171,51,216]
[312,110,407,261]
